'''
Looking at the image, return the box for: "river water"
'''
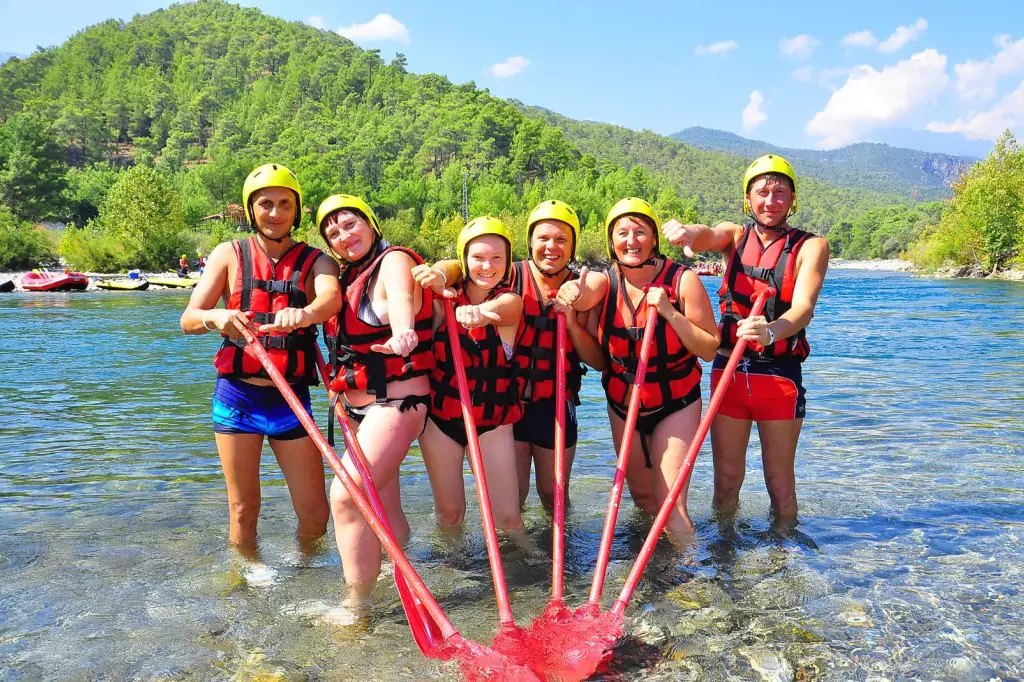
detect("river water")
[1,270,1022,681]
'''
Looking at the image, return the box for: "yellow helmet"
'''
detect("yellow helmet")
[604,197,661,260]
[742,154,798,216]
[527,200,581,259]
[242,163,303,228]
[181,254,187,259]
[316,194,383,237]
[457,216,513,281]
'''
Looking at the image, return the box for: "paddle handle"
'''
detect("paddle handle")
[551,310,567,602]
[314,347,443,652]
[313,349,393,532]
[238,326,458,640]
[611,288,774,616]
[442,300,514,625]
[589,306,659,605]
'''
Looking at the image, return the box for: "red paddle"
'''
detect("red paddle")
[441,299,515,626]
[312,347,443,655]
[525,288,777,681]
[238,325,541,681]
[588,301,659,604]
[551,308,568,603]
[610,288,774,616]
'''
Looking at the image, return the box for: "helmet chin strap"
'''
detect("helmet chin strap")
[616,255,660,269]
[343,236,385,271]
[255,223,291,244]
[537,261,571,279]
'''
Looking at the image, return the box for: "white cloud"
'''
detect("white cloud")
[927,79,1024,139]
[818,66,858,85]
[337,14,410,44]
[842,30,877,49]
[878,18,928,53]
[695,40,738,56]
[792,65,814,82]
[954,35,1024,101]
[489,56,528,78]
[778,34,819,60]
[308,15,325,30]
[806,49,950,147]
[742,90,767,131]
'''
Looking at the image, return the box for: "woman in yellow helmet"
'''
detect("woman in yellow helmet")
[317,194,435,615]
[413,200,604,511]
[418,217,527,532]
[661,154,830,527]
[557,197,719,539]
[179,164,341,578]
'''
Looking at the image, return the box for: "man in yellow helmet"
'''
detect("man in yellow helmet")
[179,163,341,572]
[413,200,604,511]
[661,154,830,527]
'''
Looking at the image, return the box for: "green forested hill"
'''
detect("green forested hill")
[672,126,974,199]
[519,106,921,235]
[0,0,942,269]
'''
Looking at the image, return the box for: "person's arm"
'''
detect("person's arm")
[180,242,252,337]
[455,291,522,329]
[645,269,720,361]
[554,303,606,370]
[555,266,609,312]
[411,259,462,298]
[662,219,744,257]
[369,251,422,356]
[259,253,341,332]
[737,237,830,345]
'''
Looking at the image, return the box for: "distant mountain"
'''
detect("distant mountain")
[1,52,25,64]
[671,127,975,199]
[864,128,993,159]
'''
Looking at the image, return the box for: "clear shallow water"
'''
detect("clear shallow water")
[1,271,1022,681]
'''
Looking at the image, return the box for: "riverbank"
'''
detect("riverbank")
[0,270,199,291]
[931,263,1024,281]
[830,258,916,271]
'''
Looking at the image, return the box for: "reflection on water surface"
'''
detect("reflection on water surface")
[1,272,1022,680]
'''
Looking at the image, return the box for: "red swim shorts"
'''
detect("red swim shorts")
[710,354,806,421]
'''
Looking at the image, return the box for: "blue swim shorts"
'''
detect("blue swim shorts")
[212,377,312,440]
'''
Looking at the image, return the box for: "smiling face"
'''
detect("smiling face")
[250,187,298,238]
[321,209,376,262]
[746,175,795,228]
[530,219,573,276]
[610,215,656,265]
[465,234,508,291]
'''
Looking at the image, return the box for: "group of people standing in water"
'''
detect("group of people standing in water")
[180,153,829,612]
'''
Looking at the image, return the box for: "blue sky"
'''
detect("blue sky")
[1,0,1021,154]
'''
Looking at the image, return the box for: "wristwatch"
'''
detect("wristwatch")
[765,326,776,345]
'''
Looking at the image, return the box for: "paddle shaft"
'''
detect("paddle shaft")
[610,288,774,617]
[588,306,659,605]
[442,299,514,625]
[237,325,458,641]
[551,310,567,602]
[313,348,442,652]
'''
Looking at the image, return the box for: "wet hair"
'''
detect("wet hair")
[747,172,794,194]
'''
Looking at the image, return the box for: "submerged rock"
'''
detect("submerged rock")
[666,580,734,611]
[740,646,795,682]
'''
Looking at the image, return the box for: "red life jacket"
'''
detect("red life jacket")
[323,244,435,400]
[511,260,585,403]
[213,237,321,384]
[597,259,701,412]
[430,286,524,428]
[719,223,815,361]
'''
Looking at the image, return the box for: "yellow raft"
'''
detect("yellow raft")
[148,277,197,289]
[96,278,150,291]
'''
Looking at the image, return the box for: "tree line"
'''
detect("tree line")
[1,0,1013,273]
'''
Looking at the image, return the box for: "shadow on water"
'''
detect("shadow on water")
[1,273,1023,680]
